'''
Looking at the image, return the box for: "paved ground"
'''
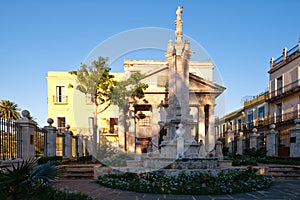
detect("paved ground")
[53,179,300,200]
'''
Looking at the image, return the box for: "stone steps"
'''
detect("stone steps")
[59,164,96,180]
[264,165,300,180]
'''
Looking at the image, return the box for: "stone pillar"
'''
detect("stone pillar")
[215,141,223,160]
[77,134,83,157]
[127,110,136,153]
[290,119,300,157]
[208,105,215,152]
[118,108,126,152]
[250,128,258,150]
[63,124,72,158]
[17,110,36,159]
[135,140,142,161]
[43,118,57,157]
[83,135,90,156]
[227,130,234,154]
[266,124,278,157]
[237,132,244,155]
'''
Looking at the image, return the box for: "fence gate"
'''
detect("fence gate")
[35,127,47,157]
[0,118,21,160]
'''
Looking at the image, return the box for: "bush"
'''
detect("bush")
[97,168,272,195]
[34,187,94,200]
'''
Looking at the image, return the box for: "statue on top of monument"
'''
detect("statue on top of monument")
[176,6,183,21]
[175,6,183,42]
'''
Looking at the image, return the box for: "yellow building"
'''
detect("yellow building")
[46,71,123,138]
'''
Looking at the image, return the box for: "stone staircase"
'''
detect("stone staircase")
[262,165,300,180]
[58,164,96,179]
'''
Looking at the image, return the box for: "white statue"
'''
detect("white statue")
[199,140,206,158]
[176,123,185,159]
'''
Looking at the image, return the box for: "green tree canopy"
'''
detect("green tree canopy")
[0,100,20,121]
[111,72,148,108]
[75,56,116,108]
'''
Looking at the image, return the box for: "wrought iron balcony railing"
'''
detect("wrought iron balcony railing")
[53,95,68,105]
[268,79,300,101]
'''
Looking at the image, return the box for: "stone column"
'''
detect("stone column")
[290,119,300,157]
[17,110,36,159]
[118,108,126,152]
[237,132,244,155]
[266,124,278,157]
[208,105,215,152]
[127,109,136,153]
[43,118,57,157]
[250,128,258,150]
[77,134,83,157]
[63,124,72,158]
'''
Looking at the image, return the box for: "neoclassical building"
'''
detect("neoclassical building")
[47,6,225,155]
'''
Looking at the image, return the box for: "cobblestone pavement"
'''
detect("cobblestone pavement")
[53,179,300,200]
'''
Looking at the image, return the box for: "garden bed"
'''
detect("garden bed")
[97,168,272,195]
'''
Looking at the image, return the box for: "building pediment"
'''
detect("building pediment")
[189,73,225,98]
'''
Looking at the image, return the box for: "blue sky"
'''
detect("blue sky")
[0,0,299,125]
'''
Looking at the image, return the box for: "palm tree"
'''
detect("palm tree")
[0,100,20,159]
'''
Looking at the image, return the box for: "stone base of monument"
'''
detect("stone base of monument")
[160,141,201,159]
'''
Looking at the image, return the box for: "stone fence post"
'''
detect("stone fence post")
[290,119,300,157]
[77,134,83,157]
[266,124,278,157]
[237,132,244,155]
[250,128,258,150]
[17,110,36,159]
[63,124,72,158]
[43,118,57,157]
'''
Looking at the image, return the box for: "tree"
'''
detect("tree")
[0,100,20,158]
[74,56,116,162]
[110,72,148,151]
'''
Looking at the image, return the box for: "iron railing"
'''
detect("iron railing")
[53,95,68,104]
[35,127,47,157]
[0,118,20,160]
[269,79,300,100]
[273,44,298,65]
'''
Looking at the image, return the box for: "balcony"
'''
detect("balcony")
[53,95,68,105]
[257,109,300,127]
[268,79,300,102]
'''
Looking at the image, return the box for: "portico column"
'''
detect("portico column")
[198,105,205,144]
[208,105,215,151]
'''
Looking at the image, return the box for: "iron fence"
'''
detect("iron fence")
[0,118,21,160]
[35,127,47,157]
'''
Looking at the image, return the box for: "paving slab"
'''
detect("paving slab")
[53,180,300,200]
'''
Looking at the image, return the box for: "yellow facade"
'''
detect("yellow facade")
[46,71,124,137]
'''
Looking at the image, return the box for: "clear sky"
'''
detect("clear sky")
[0,0,299,126]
